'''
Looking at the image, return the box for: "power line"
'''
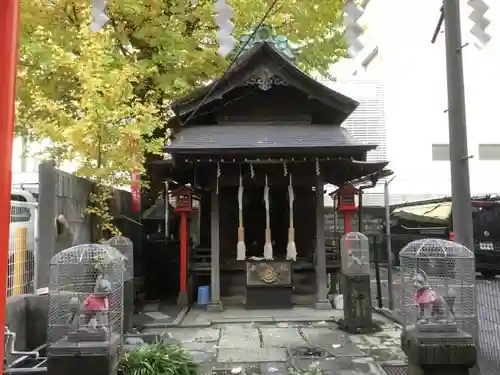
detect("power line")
[182,0,280,126]
[431,6,444,44]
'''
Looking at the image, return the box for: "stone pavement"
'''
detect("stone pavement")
[141,309,406,375]
[133,302,187,328]
[180,307,344,327]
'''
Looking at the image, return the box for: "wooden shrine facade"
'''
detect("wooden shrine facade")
[158,41,390,311]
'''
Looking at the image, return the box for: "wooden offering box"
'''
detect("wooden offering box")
[245,260,293,309]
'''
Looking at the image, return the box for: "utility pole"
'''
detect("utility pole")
[443,0,474,251]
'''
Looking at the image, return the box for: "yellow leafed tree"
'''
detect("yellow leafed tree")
[16,0,348,235]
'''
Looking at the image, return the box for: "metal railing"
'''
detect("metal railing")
[475,279,500,375]
[7,201,38,297]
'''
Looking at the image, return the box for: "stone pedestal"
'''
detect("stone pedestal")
[340,273,372,333]
[177,291,188,306]
[206,300,224,312]
[123,278,134,333]
[48,333,120,375]
[401,327,476,375]
[314,299,333,310]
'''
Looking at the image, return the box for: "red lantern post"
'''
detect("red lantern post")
[0,0,20,365]
[338,185,359,234]
[171,186,196,306]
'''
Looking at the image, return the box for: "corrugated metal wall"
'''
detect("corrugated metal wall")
[321,79,386,162]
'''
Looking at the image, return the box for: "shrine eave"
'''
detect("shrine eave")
[323,160,390,186]
[163,123,375,154]
[149,158,390,188]
[171,42,359,120]
[348,168,394,187]
[165,146,373,156]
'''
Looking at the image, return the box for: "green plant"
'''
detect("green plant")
[119,342,198,375]
[289,364,324,375]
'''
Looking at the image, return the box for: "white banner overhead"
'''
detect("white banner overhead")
[91,0,109,32]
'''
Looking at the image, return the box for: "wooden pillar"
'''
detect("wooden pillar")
[315,173,332,310]
[207,187,223,311]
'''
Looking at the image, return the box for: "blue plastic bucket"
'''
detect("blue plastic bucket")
[197,285,210,305]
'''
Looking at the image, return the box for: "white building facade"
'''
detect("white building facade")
[11,137,77,189]
[335,0,500,202]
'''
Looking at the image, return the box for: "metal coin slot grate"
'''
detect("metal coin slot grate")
[381,364,408,375]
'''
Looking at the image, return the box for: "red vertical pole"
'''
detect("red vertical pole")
[131,168,141,213]
[179,214,187,295]
[0,0,20,367]
[344,212,352,234]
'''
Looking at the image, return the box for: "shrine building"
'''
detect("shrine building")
[153,26,391,310]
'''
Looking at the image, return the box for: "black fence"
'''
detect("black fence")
[475,279,500,375]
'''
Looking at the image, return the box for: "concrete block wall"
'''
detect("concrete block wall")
[5,294,49,351]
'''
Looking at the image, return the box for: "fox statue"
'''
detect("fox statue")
[67,268,112,331]
[84,274,111,329]
[412,269,455,324]
[347,249,365,269]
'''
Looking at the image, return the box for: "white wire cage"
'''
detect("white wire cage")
[106,235,134,333]
[399,238,475,334]
[341,232,370,275]
[48,244,125,348]
[106,235,133,281]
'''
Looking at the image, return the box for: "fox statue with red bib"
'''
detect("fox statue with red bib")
[412,269,455,325]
